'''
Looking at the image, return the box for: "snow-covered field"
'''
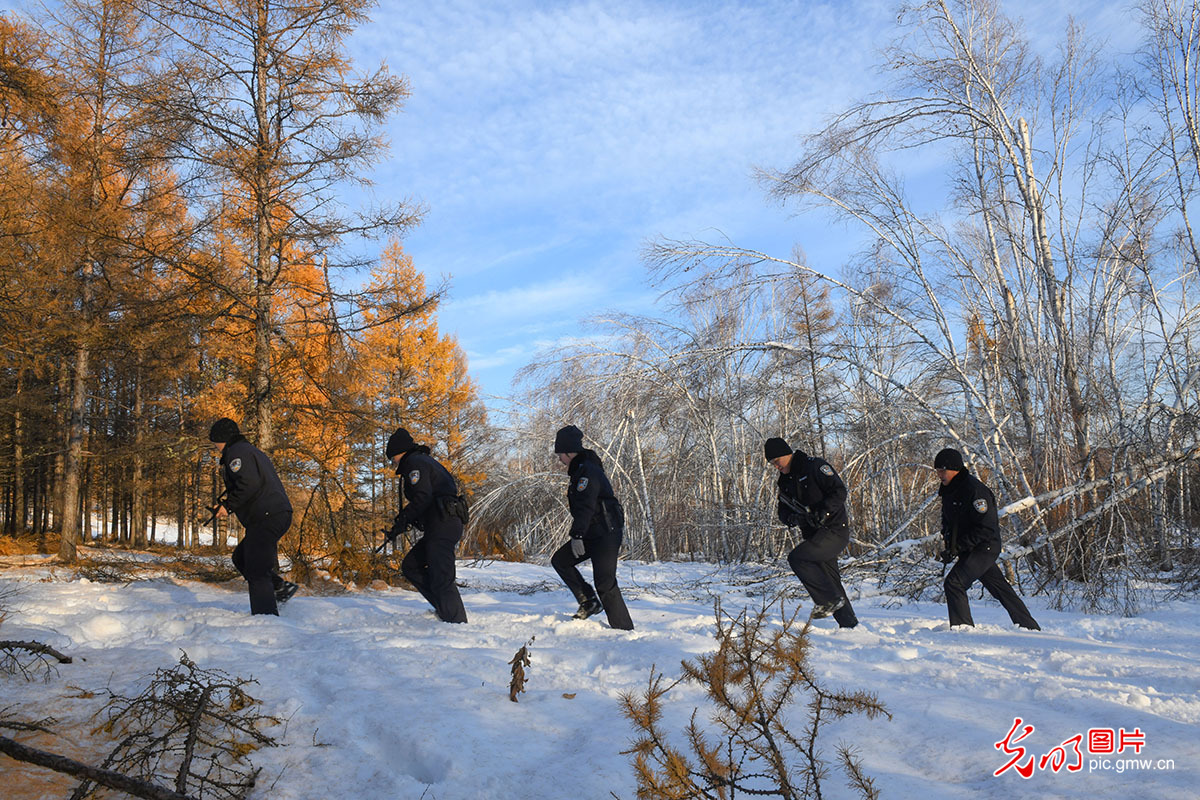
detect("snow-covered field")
[1,553,1197,799]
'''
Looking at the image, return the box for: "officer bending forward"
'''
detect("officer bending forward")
[208,418,295,616]
[765,437,858,628]
[384,427,468,624]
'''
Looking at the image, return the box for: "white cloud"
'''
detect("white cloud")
[446,276,606,315]
[358,0,899,220]
[463,344,536,372]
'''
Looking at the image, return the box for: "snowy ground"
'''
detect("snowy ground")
[1,553,1197,799]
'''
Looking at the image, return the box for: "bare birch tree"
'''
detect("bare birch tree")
[493,0,1200,607]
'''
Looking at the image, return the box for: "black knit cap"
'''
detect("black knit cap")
[554,425,584,454]
[385,427,417,459]
[208,417,239,444]
[763,437,791,460]
[934,447,966,471]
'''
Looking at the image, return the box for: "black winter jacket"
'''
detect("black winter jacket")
[219,435,292,527]
[395,448,461,532]
[566,450,624,540]
[776,450,848,536]
[939,469,1001,554]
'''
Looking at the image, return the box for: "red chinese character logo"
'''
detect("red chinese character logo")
[1087,728,1115,754]
[1039,733,1083,774]
[995,717,1036,778]
[1118,728,1145,754]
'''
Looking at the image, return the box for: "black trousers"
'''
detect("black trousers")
[401,523,468,623]
[551,531,634,630]
[944,542,1040,629]
[787,525,857,627]
[232,510,292,616]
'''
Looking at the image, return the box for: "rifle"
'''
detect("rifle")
[373,522,412,555]
[199,488,229,529]
[938,527,956,574]
[777,491,827,529]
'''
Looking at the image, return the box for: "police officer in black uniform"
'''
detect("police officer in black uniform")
[934,448,1040,630]
[384,427,468,623]
[765,437,858,628]
[550,425,634,631]
[209,418,295,616]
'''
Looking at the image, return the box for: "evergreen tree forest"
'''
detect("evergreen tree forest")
[0,0,487,565]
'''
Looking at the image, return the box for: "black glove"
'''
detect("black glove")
[937,549,956,564]
[386,518,408,542]
[789,510,828,529]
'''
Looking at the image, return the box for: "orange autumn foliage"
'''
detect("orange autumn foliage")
[357,241,488,493]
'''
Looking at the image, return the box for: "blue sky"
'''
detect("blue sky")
[347,0,902,400]
[345,0,1135,404]
[3,0,1134,402]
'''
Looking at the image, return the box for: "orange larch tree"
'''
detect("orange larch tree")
[35,0,187,560]
[356,242,489,508]
[139,0,422,450]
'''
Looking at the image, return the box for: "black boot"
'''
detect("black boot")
[275,580,299,605]
[812,597,846,619]
[573,597,603,620]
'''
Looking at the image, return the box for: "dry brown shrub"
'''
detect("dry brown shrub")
[462,526,525,562]
[0,533,48,557]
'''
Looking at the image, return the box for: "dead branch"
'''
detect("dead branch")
[0,733,195,800]
[0,639,73,663]
[0,638,72,681]
[71,652,281,800]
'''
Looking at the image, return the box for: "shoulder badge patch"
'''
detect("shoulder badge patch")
[229,458,242,473]
[820,464,834,476]
[973,498,988,513]
[408,470,421,485]
[576,476,589,492]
